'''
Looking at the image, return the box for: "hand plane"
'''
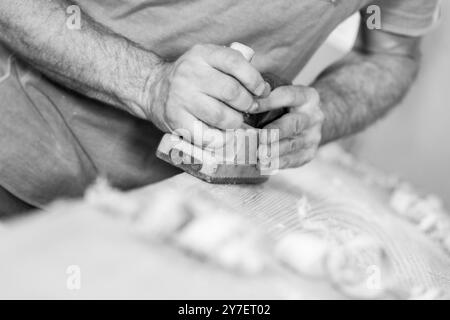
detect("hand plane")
[156,43,289,184]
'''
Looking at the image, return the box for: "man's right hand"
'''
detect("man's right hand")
[142,44,270,148]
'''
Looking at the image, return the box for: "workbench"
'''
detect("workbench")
[0,145,449,299]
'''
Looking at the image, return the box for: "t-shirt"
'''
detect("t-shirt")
[75,0,441,80]
[0,0,441,208]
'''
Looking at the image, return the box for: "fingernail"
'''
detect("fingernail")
[261,82,272,98]
[249,101,259,113]
[255,82,267,96]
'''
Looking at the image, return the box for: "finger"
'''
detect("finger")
[207,47,268,97]
[290,87,321,115]
[255,85,319,113]
[198,68,257,113]
[260,112,310,144]
[277,149,318,169]
[171,109,230,149]
[263,127,322,156]
[267,136,313,157]
[186,93,245,130]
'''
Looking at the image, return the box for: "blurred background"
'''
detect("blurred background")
[297,1,450,206]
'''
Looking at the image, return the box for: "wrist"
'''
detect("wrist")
[139,59,170,126]
[113,44,166,120]
[311,82,340,145]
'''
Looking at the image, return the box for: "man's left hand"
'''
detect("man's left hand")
[256,85,324,169]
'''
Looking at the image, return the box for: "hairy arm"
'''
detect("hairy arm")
[254,23,422,169]
[313,24,422,144]
[0,0,163,118]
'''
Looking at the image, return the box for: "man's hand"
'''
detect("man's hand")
[143,44,269,149]
[256,86,324,169]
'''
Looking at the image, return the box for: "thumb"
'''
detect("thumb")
[253,85,315,113]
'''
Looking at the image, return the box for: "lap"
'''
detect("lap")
[0,43,180,211]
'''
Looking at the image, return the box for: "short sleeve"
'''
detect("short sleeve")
[376,0,441,37]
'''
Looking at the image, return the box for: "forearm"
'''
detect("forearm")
[313,49,420,144]
[0,0,163,118]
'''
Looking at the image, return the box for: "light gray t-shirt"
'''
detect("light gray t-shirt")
[76,0,440,80]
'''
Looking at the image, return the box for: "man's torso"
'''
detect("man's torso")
[75,0,370,79]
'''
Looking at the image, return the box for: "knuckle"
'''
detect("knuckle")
[190,44,208,55]
[204,44,220,53]
[300,89,311,105]
[289,138,298,150]
[281,87,296,105]
[305,138,318,149]
[247,73,261,91]
[209,107,225,127]
[173,60,193,79]
[197,102,223,128]
[221,81,241,101]
[221,113,244,129]
[316,108,325,123]
[307,87,321,105]
[291,86,320,108]
[224,51,242,68]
